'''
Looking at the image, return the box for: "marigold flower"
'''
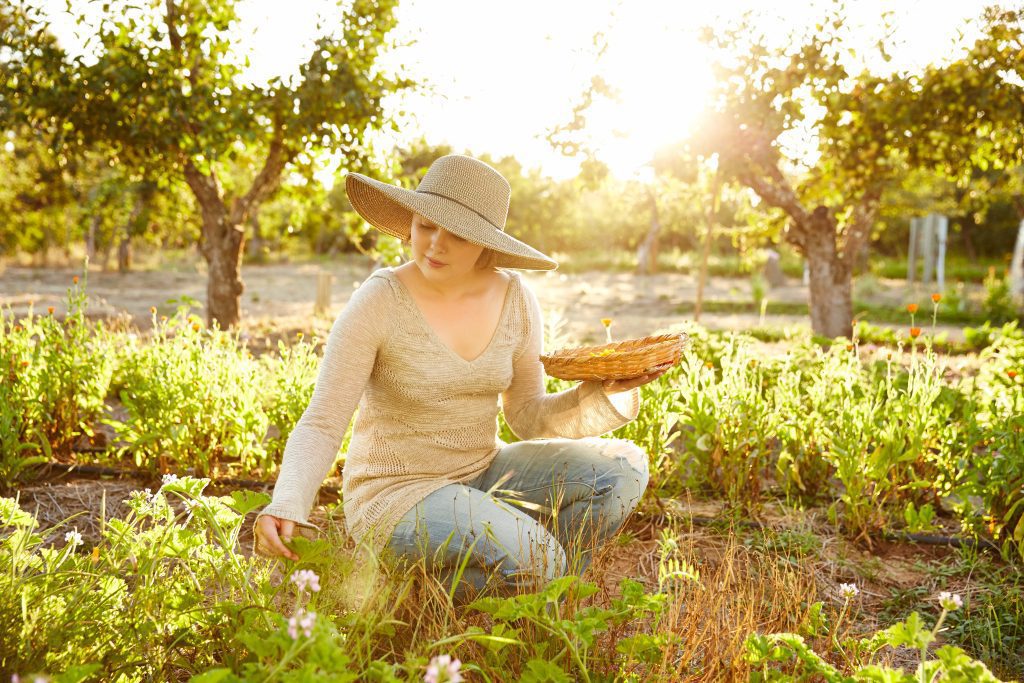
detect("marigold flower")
[72,276,79,284]
[1007,369,1018,379]
[91,546,100,564]
[906,303,918,314]
[909,327,921,339]
[424,654,463,683]
[937,591,963,611]
[160,315,168,322]
[705,361,714,369]
[149,306,157,314]
[838,583,859,600]
[931,293,941,303]
[192,323,201,332]
[600,318,612,328]
[47,306,55,315]
[20,360,29,368]
[845,344,854,352]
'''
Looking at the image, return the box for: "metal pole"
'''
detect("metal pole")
[907,217,919,284]
[921,213,935,285]
[935,215,948,292]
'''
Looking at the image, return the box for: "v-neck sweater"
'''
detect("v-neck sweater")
[256,267,640,552]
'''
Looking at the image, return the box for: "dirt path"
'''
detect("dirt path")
[0,257,967,344]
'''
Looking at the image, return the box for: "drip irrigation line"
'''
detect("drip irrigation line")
[45,449,1002,552]
[661,513,1002,553]
[32,460,342,495]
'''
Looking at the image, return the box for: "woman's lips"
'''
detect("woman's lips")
[426,256,446,268]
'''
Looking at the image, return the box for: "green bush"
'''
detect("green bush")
[108,305,269,477]
[0,275,113,484]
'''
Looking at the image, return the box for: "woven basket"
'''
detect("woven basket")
[540,332,689,381]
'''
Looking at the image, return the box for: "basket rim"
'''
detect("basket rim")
[539,332,689,362]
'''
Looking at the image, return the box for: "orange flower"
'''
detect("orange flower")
[600,318,613,328]
[1009,370,1019,379]
[72,276,79,284]
[90,546,100,564]
[705,361,714,369]
[906,303,918,314]
[931,293,941,303]
[909,327,922,339]
[20,360,29,368]
[47,306,55,315]
[149,306,157,314]
[160,315,168,323]
[846,344,854,352]
[192,323,201,332]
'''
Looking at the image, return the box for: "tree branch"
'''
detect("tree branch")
[229,132,292,225]
[840,187,882,269]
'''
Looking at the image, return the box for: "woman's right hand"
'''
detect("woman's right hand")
[255,514,300,561]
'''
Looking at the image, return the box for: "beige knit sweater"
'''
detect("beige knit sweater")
[256,267,640,551]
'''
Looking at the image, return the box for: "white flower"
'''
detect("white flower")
[64,529,83,548]
[161,473,179,487]
[290,569,321,594]
[938,591,963,611]
[838,583,859,600]
[287,608,316,640]
[424,654,463,683]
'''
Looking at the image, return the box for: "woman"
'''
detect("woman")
[254,155,670,603]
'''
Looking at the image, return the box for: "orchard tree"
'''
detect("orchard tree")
[694,7,1024,337]
[2,0,412,327]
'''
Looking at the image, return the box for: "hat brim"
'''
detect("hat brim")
[345,173,558,271]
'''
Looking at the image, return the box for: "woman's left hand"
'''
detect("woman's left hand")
[601,362,674,394]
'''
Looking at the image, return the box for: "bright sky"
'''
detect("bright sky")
[44,0,995,182]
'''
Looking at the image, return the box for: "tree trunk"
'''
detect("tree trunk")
[117,235,132,272]
[200,205,245,330]
[636,189,661,275]
[86,213,100,262]
[800,208,853,339]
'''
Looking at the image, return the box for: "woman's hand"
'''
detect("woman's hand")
[601,362,674,395]
[255,514,300,561]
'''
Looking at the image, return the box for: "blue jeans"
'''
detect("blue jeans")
[383,437,650,604]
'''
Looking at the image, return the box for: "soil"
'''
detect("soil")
[0,257,969,346]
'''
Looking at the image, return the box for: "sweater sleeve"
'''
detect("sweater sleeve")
[501,280,640,441]
[256,274,392,531]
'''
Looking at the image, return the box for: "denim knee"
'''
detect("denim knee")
[479,521,568,590]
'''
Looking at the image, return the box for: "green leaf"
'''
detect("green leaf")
[518,659,572,683]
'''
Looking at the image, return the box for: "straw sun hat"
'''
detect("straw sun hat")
[345,155,558,271]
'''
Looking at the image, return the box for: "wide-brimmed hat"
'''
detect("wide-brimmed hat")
[345,155,557,270]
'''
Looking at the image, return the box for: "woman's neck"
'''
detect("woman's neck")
[397,262,494,300]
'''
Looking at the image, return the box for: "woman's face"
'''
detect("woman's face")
[409,213,485,285]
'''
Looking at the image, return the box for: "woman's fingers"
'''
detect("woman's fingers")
[256,515,299,561]
[603,362,674,393]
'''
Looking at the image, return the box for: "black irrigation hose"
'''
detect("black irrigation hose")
[31,459,343,495]
[39,448,1001,552]
[663,513,1003,554]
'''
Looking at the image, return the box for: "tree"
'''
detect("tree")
[2,0,412,327]
[693,7,1024,336]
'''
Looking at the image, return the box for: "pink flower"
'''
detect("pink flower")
[424,654,463,683]
[287,608,316,640]
[290,569,321,594]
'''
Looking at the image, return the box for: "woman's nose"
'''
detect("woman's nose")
[431,228,450,250]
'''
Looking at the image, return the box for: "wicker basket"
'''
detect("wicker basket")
[540,332,689,381]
